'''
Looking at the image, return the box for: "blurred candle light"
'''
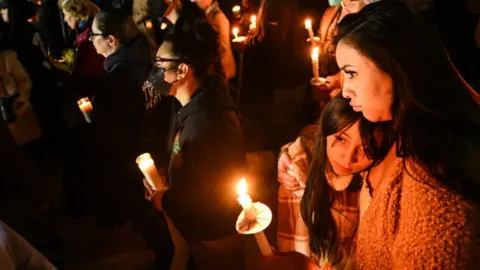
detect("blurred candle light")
[233,27,239,39]
[232,5,241,14]
[305,19,315,42]
[145,20,153,29]
[77,97,93,123]
[249,15,257,30]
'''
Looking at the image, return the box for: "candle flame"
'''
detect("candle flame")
[233,27,239,37]
[311,47,319,58]
[232,5,241,13]
[250,15,257,24]
[160,22,168,30]
[237,178,248,196]
[305,19,312,29]
[145,20,153,29]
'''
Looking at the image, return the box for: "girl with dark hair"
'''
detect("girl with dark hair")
[277,95,392,268]
[261,1,480,269]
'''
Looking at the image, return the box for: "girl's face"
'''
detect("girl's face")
[326,120,373,178]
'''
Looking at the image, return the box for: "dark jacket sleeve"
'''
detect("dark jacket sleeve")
[162,111,246,242]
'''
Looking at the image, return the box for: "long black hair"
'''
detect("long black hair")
[335,0,480,203]
[301,95,393,263]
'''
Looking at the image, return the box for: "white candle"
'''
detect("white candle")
[249,15,257,31]
[311,47,320,80]
[305,19,314,42]
[232,27,239,39]
[136,153,166,191]
[254,232,274,256]
[237,178,256,221]
[236,178,273,256]
[77,97,93,123]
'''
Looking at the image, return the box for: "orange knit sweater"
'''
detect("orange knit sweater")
[355,157,479,269]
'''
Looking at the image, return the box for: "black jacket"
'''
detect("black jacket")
[91,33,151,182]
[162,75,246,242]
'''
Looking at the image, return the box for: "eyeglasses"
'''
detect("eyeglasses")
[152,57,186,69]
[88,31,104,41]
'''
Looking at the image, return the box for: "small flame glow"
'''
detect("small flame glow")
[305,19,312,29]
[232,5,241,13]
[237,178,247,196]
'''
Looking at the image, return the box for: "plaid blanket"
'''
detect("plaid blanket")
[277,128,360,268]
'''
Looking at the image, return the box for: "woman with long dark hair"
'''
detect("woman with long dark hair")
[261,1,480,269]
[277,95,392,268]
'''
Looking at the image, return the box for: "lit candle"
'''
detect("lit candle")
[136,153,166,191]
[232,27,239,39]
[232,5,241,14]
[237,178,256,221]
[249,15,257,31]
[311,47,320,80]
[305,19,315,42]
[236,178,273,256]
[77,97,93,123]
[145,20,153,29]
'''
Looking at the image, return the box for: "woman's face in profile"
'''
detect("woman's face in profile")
[336,40,394,122]
[62,9,78,30]
[326,121,373,178]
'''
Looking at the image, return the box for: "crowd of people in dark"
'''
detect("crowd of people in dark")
[0,0,479,269]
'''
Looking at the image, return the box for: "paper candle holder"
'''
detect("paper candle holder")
[236,202,272,234]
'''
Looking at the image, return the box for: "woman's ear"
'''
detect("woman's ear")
[176,63,189,80]
[107,35,118,48]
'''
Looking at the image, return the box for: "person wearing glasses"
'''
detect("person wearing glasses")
[87,10,174,269]
[145,18,246,269]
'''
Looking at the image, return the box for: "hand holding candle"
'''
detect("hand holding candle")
[236,178,273,257]
[136,153,166,191]
[77,97,93,123]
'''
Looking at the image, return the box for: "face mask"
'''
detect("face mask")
[148,66,177,97]
[328,0,342,6]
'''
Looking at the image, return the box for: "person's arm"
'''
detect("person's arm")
[215,12,236,79]
[7,52,32,101]
[0,222,56,270]
[155,112,245,241]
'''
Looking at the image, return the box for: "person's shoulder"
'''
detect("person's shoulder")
[401,159,476,212]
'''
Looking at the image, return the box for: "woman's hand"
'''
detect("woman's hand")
[257,252,320,270]
[278,152,301,192]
